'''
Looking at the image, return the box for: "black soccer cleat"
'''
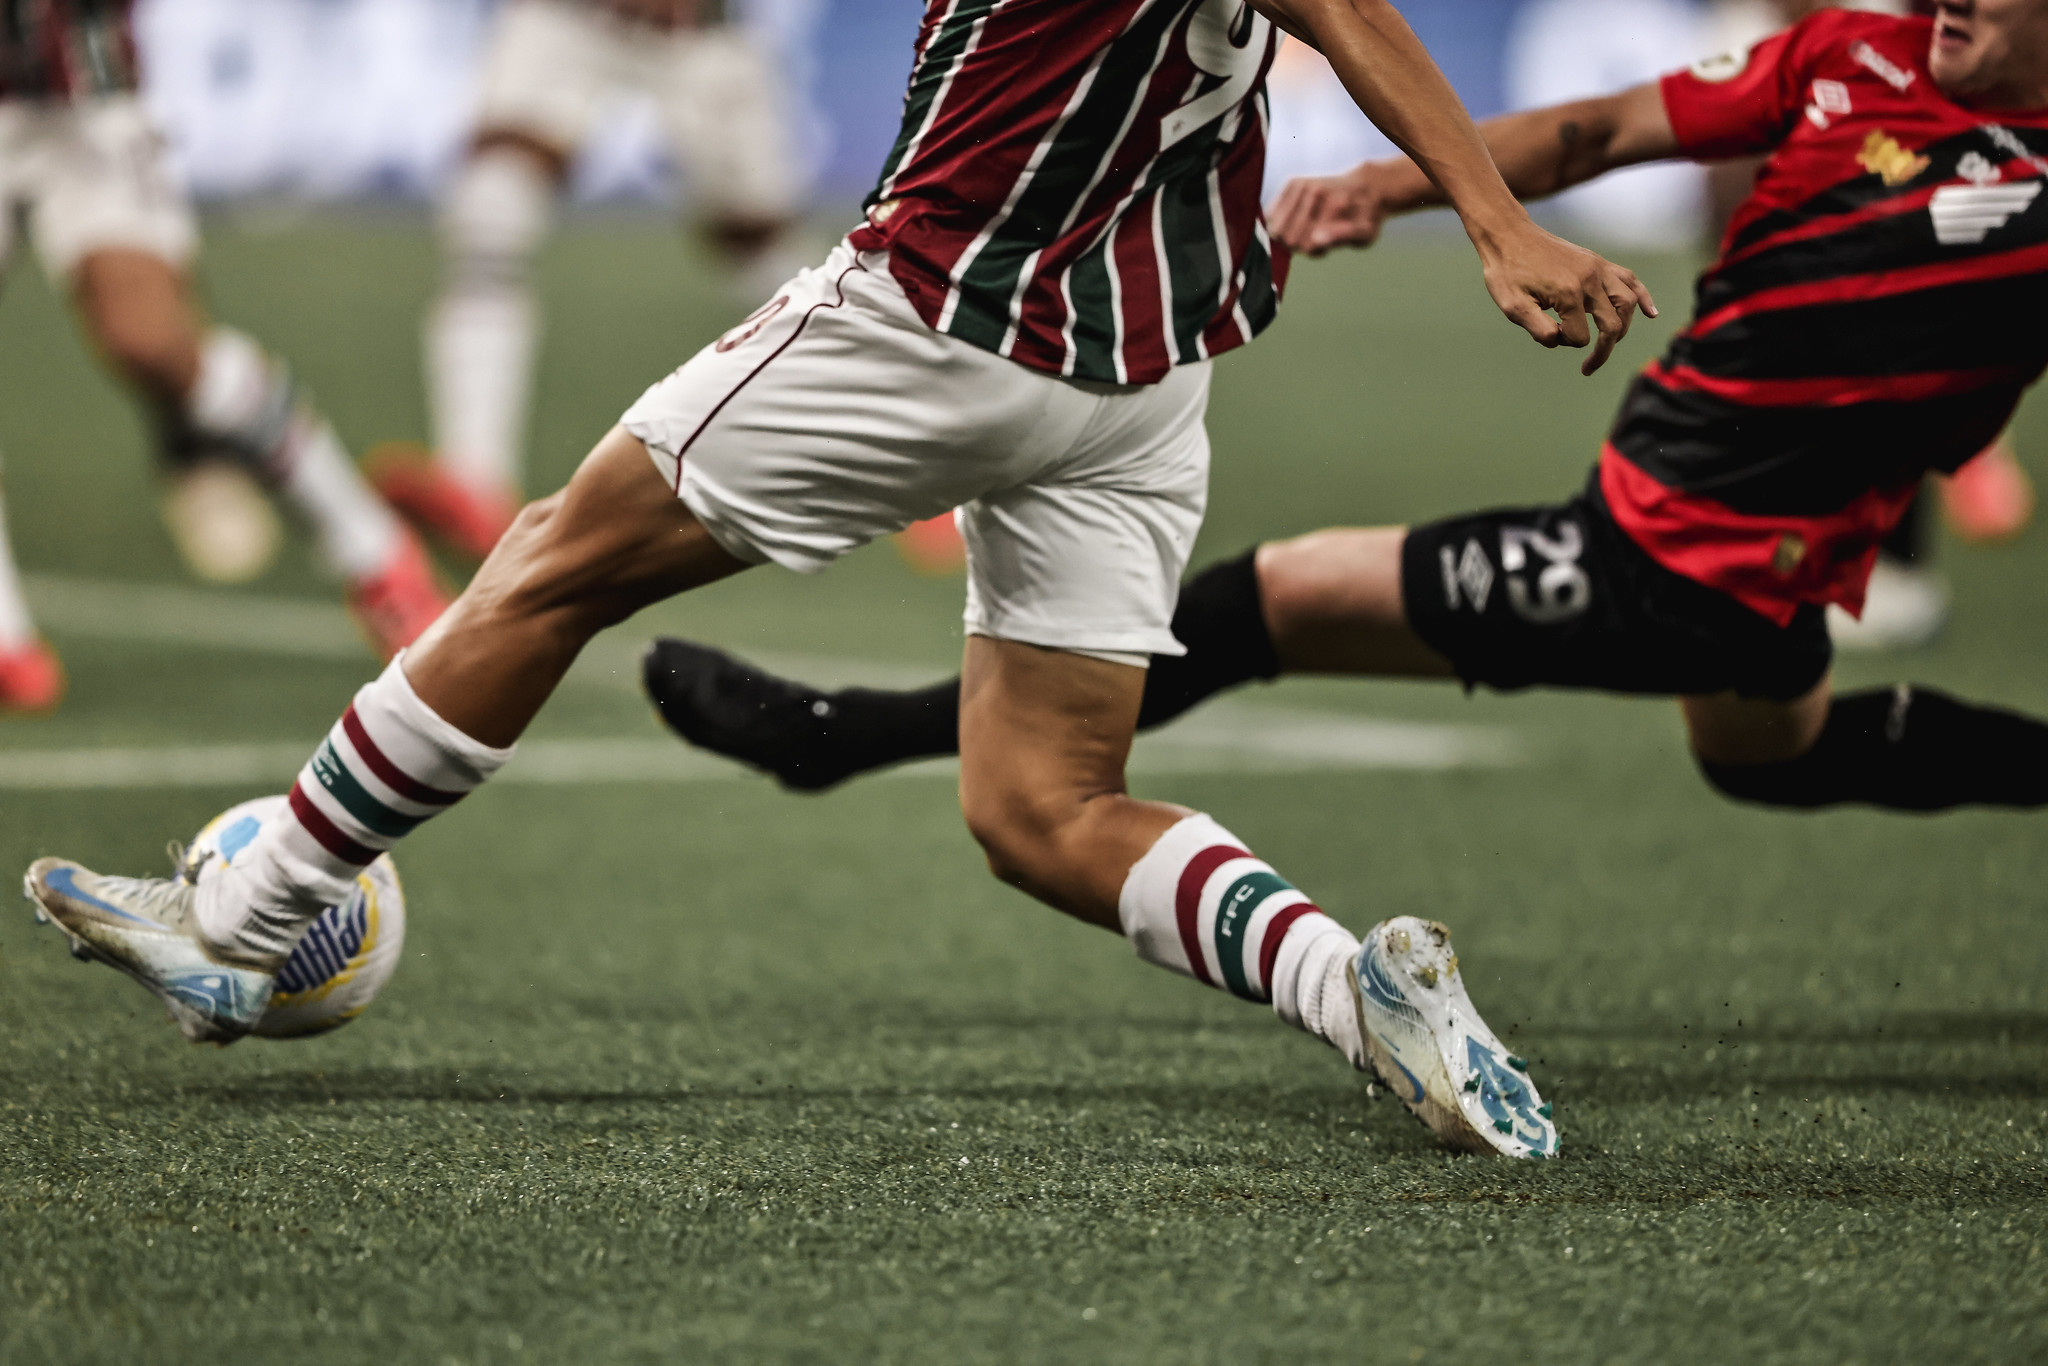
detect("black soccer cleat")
[641,638,861,792]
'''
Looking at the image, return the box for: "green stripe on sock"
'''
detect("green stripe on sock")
[1213,870,1293,1001]
[310,740,425,842]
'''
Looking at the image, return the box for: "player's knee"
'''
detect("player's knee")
[1254,526,1403,631]
[960,782,1069,888]
[439,145,556,282]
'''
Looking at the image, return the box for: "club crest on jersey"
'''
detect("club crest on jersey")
[1857,130,1929,186]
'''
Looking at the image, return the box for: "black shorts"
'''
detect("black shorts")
[1399,476,1831,701]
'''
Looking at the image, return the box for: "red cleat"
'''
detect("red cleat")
[893,511,967,575]
[365,441,519,563]
[0,639,65,713]
[1939,438,2035,544]
[348,531,451,660]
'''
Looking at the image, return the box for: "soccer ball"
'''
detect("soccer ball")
[187,795,406,1039]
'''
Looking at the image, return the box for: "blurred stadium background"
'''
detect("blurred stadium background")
[139,0,1719,241]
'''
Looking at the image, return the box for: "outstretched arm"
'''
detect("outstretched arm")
[1250,0,1656,374]
[1269,82,1680,256]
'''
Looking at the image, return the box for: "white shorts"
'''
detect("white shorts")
[0,96,196,279]
[622,243,1212,659]
[474,0,800,221]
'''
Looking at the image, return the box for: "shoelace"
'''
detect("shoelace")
[89,871,195,928]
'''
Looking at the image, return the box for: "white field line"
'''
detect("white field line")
[3,573,1521,788]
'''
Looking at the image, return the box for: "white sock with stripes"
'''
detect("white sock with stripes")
[187,328,402,579]
[195,658,513,961]
[1118,813,1367,1066]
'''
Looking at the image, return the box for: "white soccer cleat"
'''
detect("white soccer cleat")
[23,855,279,1044]
[1350,915,1558,1158]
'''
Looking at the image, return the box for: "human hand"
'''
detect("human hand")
[1477,221,1657,376]
[1266,164,1398,256]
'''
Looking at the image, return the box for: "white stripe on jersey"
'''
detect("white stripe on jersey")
[942,42,1115,337]
[878,0,999,202]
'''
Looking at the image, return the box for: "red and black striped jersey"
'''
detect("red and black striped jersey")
[0,0,137,100]
[1601,9,2048,623]
[850,0,1284,385]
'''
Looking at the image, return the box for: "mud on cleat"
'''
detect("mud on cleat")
[1349,915,1559,1158]
[22,856,281,1044]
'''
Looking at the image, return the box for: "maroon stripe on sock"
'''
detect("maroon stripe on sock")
[288,781,381,866]
[1174,844,1249,987]
[1257,901,1321,996]
[341,705,462,806]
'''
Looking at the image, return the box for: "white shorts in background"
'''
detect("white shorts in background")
[0,96,196,279]
[474,0,801,222]
[622,243,1212,659]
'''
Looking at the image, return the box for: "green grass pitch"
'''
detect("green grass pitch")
[1,214,2045,1364]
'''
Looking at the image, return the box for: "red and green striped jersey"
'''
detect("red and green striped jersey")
[849,0,1285,385]
[0,0,138,99]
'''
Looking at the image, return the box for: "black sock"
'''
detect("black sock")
[818,548,1281,772]
[1699,685,2048,811]
[1137,547,1282,728]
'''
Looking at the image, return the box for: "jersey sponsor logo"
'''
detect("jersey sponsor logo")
[1500,524,1591,624]
[1690,48,1749,83]
[1856,129,1929,186]
[1979,122,2048,178]
[1957,151,2003,186]
[1929,180,2044,245]
[1805,79,1852,130]
[1850,40,1915,92]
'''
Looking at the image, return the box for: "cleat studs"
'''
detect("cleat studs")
[1416,965,1439,988]
[1494,1119,1513,1135]
[1389,928,1411,955]
[1507,1055,1529,1072]
[1538,1102,1554,1120]
[1463,1076,1480,1093]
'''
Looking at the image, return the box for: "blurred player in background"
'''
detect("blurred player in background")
[647,2,2048,824]
[366,0,807,564]
[1711,0,2034,649]
[0,0,449,708]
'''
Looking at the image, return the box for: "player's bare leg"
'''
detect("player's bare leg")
[71,248,445,652]
[956,636,1555,1156]
[404,427,744,746]
[956,639,1182,925]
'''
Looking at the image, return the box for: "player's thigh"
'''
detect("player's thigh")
[1255,526,1455,676]
[960,364,1210,662]
[70,247,201,396]
[29,98,194,284]
[658,28,802,225]
[469,0,617,155]
[1401,491,1833,698]
[621,243,1090,576]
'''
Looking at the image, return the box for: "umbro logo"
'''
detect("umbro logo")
[1930,180,2043,245]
